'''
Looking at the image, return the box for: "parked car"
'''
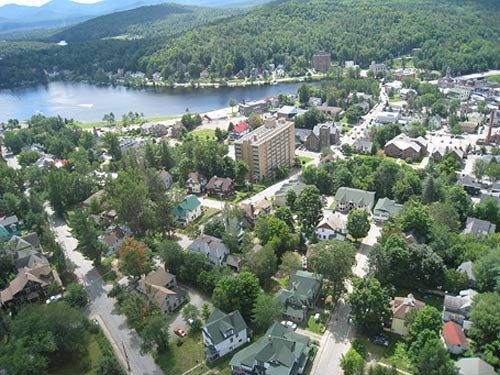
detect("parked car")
[281,320,298,330]
[174,328,187,337]
[45,294,63,304]
[314,313,321,323]
[374,335,389,347]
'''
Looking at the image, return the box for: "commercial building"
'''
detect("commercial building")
[234,117,295,182]
[312,51,331,73]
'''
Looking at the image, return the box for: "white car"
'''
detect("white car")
[281,320,298,330]
[45,293,63,304]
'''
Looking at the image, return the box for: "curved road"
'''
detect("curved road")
[46,206,164,375]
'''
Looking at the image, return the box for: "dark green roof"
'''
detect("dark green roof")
[373,198,403,216]
[276,270,322,308]
[172,195,200,219]
[230,323,310,375]
[203,309,248,346]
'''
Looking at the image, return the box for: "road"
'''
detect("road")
[311,224,380,375]
[46,206,164,375]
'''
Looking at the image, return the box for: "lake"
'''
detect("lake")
[0,81,317,123]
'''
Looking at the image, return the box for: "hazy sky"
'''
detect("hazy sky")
[0,0,102,6]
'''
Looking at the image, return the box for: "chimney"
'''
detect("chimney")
[254,136,258,142]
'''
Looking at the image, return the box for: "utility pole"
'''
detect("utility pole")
[122,341,132,374]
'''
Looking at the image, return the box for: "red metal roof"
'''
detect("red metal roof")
[442,321,468,348]
[234,122,249,133]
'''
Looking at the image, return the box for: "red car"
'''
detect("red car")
[174,328,187,337]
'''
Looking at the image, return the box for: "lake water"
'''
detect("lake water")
[0,81,315,123]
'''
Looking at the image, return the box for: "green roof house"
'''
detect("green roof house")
[275,271,322,323]
[373,198,403,224]
[202,309,251,362]
[229,322,311,375]
[171,195,202,226]
[334,187,376,214]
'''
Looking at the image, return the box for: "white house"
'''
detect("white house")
[316,212,348,241]
[188,235,230,267]
[376,111,401,124]
[202,309,250,361]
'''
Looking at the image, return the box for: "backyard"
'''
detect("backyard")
[358,335,414,373]
[158,333,206,375]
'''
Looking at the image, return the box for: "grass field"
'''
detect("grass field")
[488,74,500,84]
[158,334,205,375]
[359,335,414,373]
[296,156,314,165]
[191,128,216,139]
[304,314,325,335]
[74,115,178,129]
[392,58,415,69]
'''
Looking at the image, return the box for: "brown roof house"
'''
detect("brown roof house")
[384,134,427,161]
[0,264,63,308]
[206,176,235,199]
[136,267,187,314]
[240,198,272,224]
[186,172,207,194]
[389,294,425,336]
[98,225,131,256]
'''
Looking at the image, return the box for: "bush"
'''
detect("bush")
[176,338,183,347]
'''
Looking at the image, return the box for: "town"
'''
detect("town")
[1,56,500,375]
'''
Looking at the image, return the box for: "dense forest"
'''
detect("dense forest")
[1,0,500,88]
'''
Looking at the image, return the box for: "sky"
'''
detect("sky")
[0,0,102,6]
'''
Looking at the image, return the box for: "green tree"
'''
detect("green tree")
[117,237,153,279]
[279,252,302,277]
[347,209,370,241]
[140,315,170,355]
[340,347,366,375]
[252,294,284,332]
[159,240,183,275]
[69,209,106,266]
[309,240,356,300]
[298,84,312,105]
[212,271,261,322]
[65,283,89,308]
[407,306,442,342]
[102,131,121,161]
[399,200,433,240]
[285,189,297,210]
[348,277,391,335]
[296,185,323,230]
[182,304,199,324]
[474,249,500,293]
[95,356,125,375]
[102,112,115,125]
[247,245,277,291]
[229,98,237,113]
[247,113,262,128]
[473,158,488,180]
[274,207,295,230]
[414,337,458,375]
[201,303,211,322]
[469,292,500,366]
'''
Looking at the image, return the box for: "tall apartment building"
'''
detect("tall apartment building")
[312,51,331,73]
[234,117,295,182]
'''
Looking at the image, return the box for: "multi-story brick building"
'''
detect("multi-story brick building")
[312,51,331,73]
[234,117,295,182]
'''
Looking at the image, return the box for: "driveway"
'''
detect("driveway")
[168,286,212,339]
[46,206,164,375]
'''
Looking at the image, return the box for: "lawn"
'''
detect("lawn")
[488,74,500,84]
[392,58,415,69]
[329,201,337,210]
[389,95,404,103]
[191,128,216,139]
[274,275,290,290]
[74,115,178,129]
[196,207,221,225]
[296,156,314,165]
[304,314,325,335]
[359,335,414,373]
[158,333,206,375]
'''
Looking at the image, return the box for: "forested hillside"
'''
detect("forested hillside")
[139,0,500,79]
[50,3,244,42]
[1,0,500,88]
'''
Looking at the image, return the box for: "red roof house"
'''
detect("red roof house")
[442,321,468,355]
[229,122,250,139]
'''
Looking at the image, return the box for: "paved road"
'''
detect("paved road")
[311,224,380,375]
[46,206,164,375]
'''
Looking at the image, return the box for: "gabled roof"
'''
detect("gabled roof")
[229,322,310,375]
[172,195,201,218]
[317,212,347,231]
[334,187,376,209]
[463,217,496,235]
[374,198,403,217]
[456,357,496,375]
[442,321,468,349]
[206,176,234,192]
[457,261,476,281]
[15,250,49,271]
[138,267,180,308]
[276,271,322,307]
[391,294,425,320]
[0,215,19,227]
[233,122,249,133]
[9,232,41,251]
[203,309,249,346]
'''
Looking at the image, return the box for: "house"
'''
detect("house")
[389,294,425,336]
[0,265,63,308]
[443,289,477,324]
[457,261,476,285]
[158,169,173,191]
[172,195,202,225]
[316,212,348,241]
[308,97,322,107]
[240,198,272,224]
[229,122,251,140]
[35,154,55,169]
[352,137,373,153]
[312,51,331,73]
[462,217,496,236]
[200,70,210,79]
[447,87,471,101]
[275,271,323,323]
[334,187,376,214]
[186,172,207,194]
[373,198,403,224]
[457,175,481,196]
[9,232,42,254]
[456,358,496,375]
[136,267,186,314]
[225,254,242,273]
[14,249,49,271]
[384,134,427,160]
[0,215,22,240]
[206,176,235,199]
[316,106,342,119]
[432,147,464,164]
[459,122,478,134]
[277,105,298,120]
[275,178,307,207]
[376,111,401,124]
[202,309,251,361]
[479,193,500,205]
[239,100,268,116]
[369,61,387,75]
[441,321,468,355]
[229,322,311,375]
[399,88,417,100]
[188,235,230,267]
[297,122,342,152]
[98,225,131,256]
